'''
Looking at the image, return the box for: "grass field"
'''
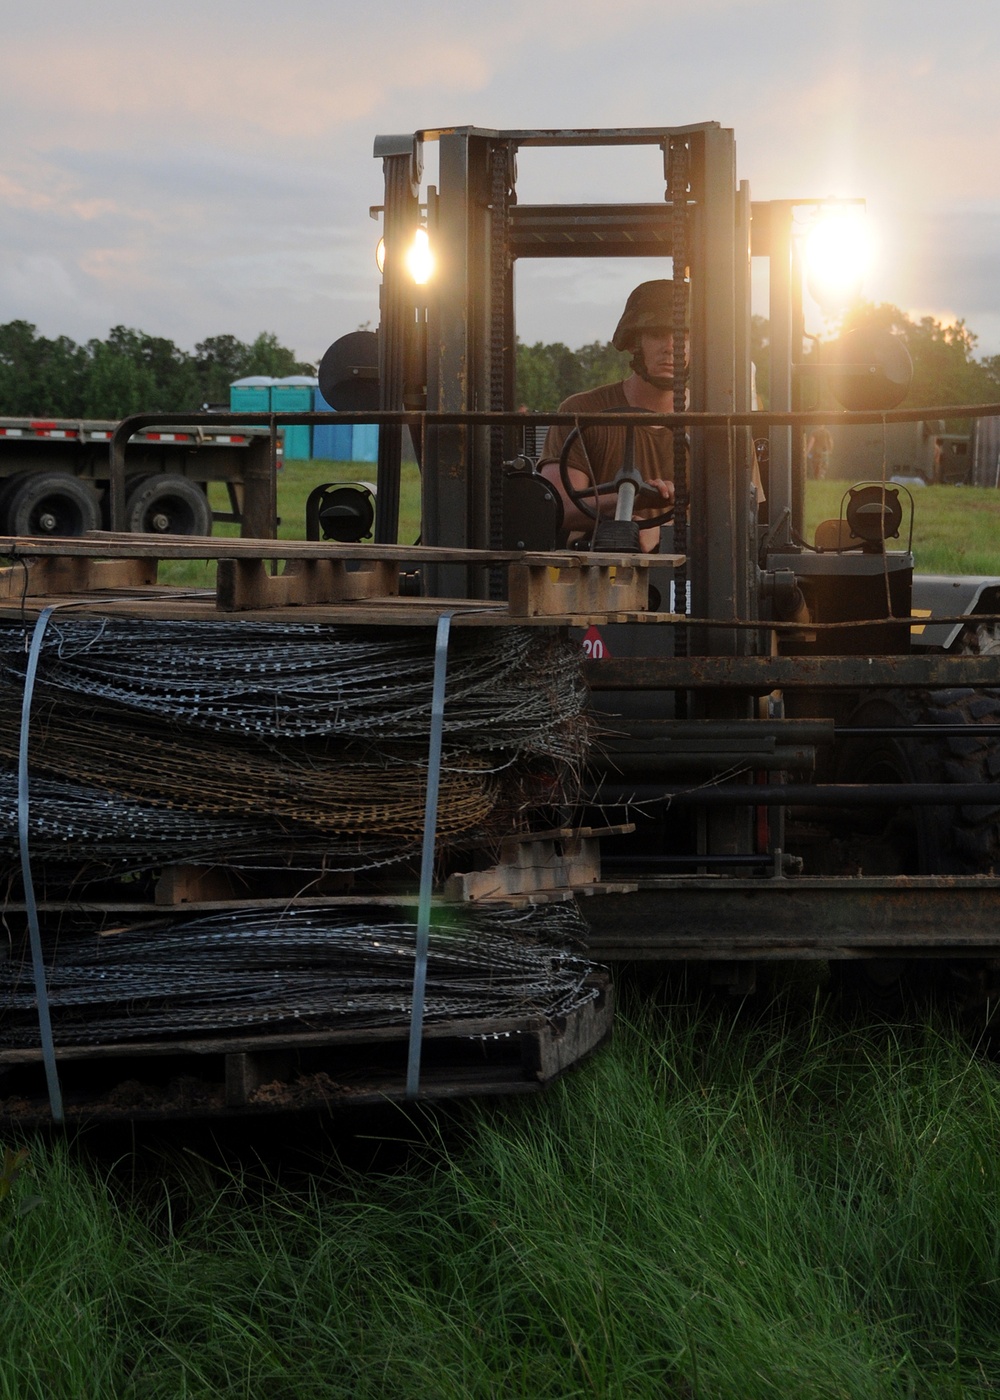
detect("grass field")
[804,480,1000,576]
[5,990,1000,1398]
[159,459,422,587]
[166,466,1000,585]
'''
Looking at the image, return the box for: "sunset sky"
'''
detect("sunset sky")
[3,0,999,363]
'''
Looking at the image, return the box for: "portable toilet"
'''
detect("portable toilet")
[229,376,274,413]
[312,386,354,462]
[270,376,317,461]
[352,423,380,464]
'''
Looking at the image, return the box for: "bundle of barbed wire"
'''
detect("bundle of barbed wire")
[0,903,598,1045]
[0,619,590,874]
[0,770,411,875]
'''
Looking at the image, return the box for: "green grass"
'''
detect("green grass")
[158,463,1000,588]
[805,480,1000,575]
[4,995,1000,1398]
[158,459,422,588]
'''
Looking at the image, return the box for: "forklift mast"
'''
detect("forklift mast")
[373,123,764,644]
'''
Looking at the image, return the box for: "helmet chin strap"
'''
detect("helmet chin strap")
[630,347,685,393]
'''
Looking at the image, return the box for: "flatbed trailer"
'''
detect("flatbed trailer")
[0,415,280,537]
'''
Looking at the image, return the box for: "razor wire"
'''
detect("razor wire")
[0,904,599,1045]
[0,619,590,862]
[0,619,590,764]
[0,770,417,873]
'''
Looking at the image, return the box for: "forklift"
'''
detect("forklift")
[319,122,1000,991]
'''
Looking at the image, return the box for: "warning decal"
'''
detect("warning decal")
[581,625,610,660]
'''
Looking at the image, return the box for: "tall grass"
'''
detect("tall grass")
[4,997,1000,1397]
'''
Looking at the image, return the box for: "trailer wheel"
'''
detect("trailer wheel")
[6,472,101,537]
[125,474,212,536]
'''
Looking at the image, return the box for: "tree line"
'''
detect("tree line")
[517,306,1000,417]
[0,322,314,420]
[4,305,999,422]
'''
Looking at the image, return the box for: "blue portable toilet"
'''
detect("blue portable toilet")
[229,376,274,413]
[352,423,380,463]
[270,376,317,461]
[312,386,354,461]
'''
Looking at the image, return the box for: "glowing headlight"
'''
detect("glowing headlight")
[804,209,872,310]
[405,227,434,285]
[375,228,434,285]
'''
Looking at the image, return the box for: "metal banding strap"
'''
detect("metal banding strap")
[406,610,455,1099]
[17,605,64,1124]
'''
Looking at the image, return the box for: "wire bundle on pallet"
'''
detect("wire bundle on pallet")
[0,771,405,872]
[0,904,598,1045]
[0,619,590,879]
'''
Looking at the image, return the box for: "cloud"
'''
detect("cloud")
[3,0,1000,359]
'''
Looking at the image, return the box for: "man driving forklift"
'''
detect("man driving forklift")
[538,279,680,553]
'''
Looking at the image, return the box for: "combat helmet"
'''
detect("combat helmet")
[612,280,685,350]
[612,279,688,390]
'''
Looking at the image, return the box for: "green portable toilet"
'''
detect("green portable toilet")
[271,377,317,460]
[229,376,274,412]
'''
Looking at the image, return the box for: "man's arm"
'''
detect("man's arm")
[538,459,673,550]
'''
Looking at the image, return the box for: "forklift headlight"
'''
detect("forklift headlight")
[405,227,434,285]
[375,228,434,285]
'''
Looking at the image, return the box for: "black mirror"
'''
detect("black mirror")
[318,330,380,412]
[826,327,912,411]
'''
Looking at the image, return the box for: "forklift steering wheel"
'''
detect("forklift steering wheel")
[557,425,674,529]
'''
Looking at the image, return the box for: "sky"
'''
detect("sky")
[3,0,1000,366]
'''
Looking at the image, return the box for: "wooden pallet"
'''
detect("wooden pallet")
[0,975,612,1123]
[443,824,636,902]
[0,533,685,623]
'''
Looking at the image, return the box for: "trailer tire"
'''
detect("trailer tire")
[125,474,212,537]
[6,472,101,538]
[0,473,29,534]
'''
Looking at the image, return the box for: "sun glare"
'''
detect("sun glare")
[803,207,874,310]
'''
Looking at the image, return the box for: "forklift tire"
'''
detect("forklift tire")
[6,471,101,538]
[835,686,1000,876]
[125,474,212,537]
[832,681,1000,1012]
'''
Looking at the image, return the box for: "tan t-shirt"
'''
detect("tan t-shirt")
[540,381,675,488]
[540,379,763,502]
